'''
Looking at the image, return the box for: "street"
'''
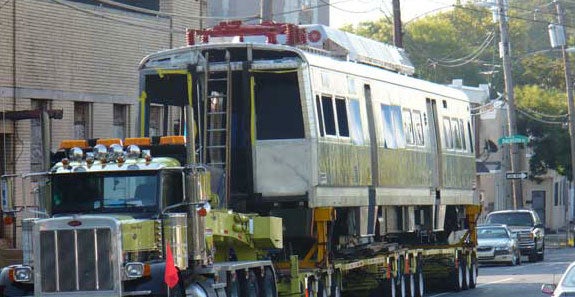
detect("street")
[428,248,575,297]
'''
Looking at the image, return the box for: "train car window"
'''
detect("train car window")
[443,117,453,149]
[254,72,305,139]
[347,77,357,95]
[315,95,325,137]
[335,97,349,137]
[321,95,337,136]
[467,121,474,153]
[459,119,467,151]
[402,109,415,145]
[452,119,463,149]
[381,104,406,149]
[348,99,364,145]
[413,110,425,146]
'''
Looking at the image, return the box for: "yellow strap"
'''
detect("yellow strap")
[155,68,188,78]
[250,76,256,145]
[249,69,298,74]
[139,91,147,137]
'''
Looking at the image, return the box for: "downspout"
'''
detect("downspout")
[11,0,16,175]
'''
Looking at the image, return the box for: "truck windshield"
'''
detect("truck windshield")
[486,213,533,227]
[51,172,159,214]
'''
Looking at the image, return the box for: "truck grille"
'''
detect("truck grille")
[39,228,114,292]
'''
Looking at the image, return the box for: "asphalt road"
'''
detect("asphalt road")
[426,248,575,297]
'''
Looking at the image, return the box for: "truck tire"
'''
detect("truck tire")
[528,253,537,263]
[468,259,478,289]
[462,259,470,290]
[538,245,545,261]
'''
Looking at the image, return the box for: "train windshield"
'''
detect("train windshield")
[51,171,159,214]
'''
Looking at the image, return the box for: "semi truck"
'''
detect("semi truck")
[1,21,480,297]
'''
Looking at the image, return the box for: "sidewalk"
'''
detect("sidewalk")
[546,232,572,248]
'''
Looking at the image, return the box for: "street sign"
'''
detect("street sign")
[506,172,528,180]
[498,134,529,145]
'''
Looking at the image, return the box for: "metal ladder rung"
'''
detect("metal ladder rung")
[208,78,228,82]
[207,128,226,132]
[208,94,227,99]
[207,111,226,115]
[208,162,225,166]
[206,145,226,149]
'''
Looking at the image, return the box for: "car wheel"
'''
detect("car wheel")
[538,247,545,261]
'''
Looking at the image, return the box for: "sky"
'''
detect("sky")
[329,0,460,28]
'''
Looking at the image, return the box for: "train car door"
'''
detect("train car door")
[426,99,443,188]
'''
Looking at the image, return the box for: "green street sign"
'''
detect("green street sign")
[498,134,529,145]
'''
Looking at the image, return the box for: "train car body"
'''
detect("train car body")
[138,21,480,296]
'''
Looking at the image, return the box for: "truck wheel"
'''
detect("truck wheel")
[260,267,276,297]
[538,246,545,261]
[528,253,537,263]
[462,259,470,290]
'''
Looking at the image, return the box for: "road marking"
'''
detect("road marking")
[427,277,514,297]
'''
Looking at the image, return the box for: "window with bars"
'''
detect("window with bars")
[113,104,128,139]
[74,102,91,140]
[31,100,50,172]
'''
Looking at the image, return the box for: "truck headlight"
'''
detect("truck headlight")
[9,266,32,283]
[124,262,146,279]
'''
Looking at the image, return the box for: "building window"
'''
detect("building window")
[113,104,128,139]
[31,100,50,172]
[68,0,159,13]
[74,102,91,139]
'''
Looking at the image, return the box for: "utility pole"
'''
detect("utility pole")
[496,0,522,209]
[553,0,575,226]
[392,0,403,48]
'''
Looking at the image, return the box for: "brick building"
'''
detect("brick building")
[0,0,201,251]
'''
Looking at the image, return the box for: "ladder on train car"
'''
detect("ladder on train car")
[202,50,232,206]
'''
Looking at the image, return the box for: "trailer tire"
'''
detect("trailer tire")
[399,274,406,297]
[462,259,470,290]
[468,259,478,289]
[452,260,464,291]
[387,277,397,297]
[415,269,425,297]
[408,273,415,297]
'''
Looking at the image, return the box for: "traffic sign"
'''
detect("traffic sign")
[498,134,529,145]
[506,172,528,180]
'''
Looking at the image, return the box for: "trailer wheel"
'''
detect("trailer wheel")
[462,259,470,290]
[468,258,478,289]
[415,269,425,297]
[408,273,415,297]
[452,260,463,291]
[387,277,397,297]
[398,274,406,297]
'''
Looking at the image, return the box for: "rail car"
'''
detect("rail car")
[138,21,479,295]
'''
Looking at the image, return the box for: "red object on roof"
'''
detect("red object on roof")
[186,21,307,46]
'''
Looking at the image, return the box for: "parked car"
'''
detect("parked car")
[542,261,575,296]
[484,209,545,262]
[476,224,521,266]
